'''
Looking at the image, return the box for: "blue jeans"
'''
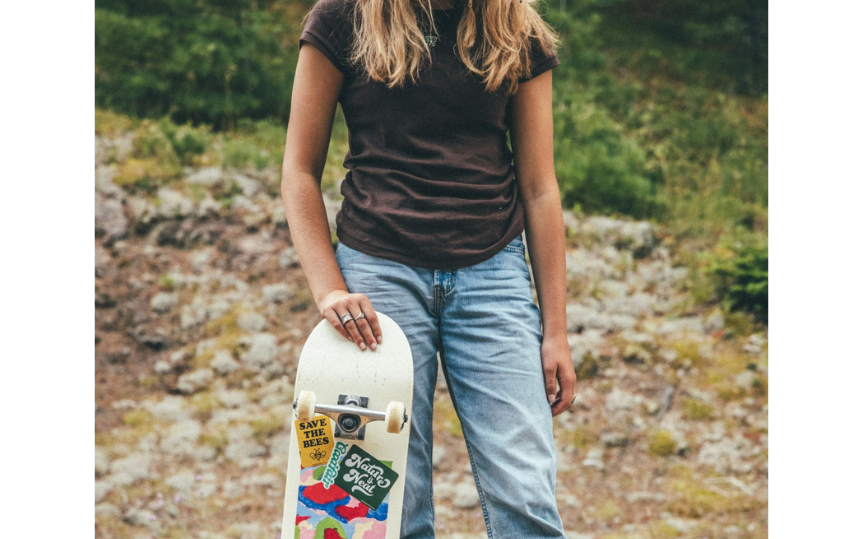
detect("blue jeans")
[336,236,566,539]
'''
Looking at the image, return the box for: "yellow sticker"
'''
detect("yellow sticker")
[295,415,335,468]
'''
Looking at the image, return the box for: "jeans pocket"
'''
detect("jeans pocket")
[501,235,525,255]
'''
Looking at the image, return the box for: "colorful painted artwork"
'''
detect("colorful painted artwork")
[294,462,390,539]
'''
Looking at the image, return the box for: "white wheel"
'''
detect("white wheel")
[385,401,406,433]
[295,390,316,421]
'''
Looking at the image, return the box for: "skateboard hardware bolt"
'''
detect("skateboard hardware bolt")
[339,414,361,433]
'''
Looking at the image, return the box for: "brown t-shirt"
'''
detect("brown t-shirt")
[299,0,560,269]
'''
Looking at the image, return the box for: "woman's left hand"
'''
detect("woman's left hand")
[541,335,577,417]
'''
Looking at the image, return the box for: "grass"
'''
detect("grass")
[663,467,759,519]
[681,398,715,420]
[647,430,677,457]
[571,426,600,450]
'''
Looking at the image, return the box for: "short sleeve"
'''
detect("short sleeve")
[299,0,355,75]
[518,35,561,83]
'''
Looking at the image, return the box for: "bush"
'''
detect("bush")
[95,0,301,127]
[708,239,768,323]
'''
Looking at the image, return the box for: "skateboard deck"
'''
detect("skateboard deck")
[280,313,414,539]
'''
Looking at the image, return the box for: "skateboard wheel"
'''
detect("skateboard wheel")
[385,401,406,433]
[296,390,316,421]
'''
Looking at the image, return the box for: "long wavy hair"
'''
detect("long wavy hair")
[309,0,559,96]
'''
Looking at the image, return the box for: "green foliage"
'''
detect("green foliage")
[552,90,658,218]
[159,119,212,165]
[222,118,287,170]
[587,0,767,95]
[95,0,302,128]
[544,10,659,218]
[681,398,715,420]
[708,239,768,324]
[544,2,767,243]
[647,430,677,457]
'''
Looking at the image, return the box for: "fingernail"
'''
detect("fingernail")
[548,394,555,404]
[377,336,382,344]
[370,343,377,351]
[360,343,366,350]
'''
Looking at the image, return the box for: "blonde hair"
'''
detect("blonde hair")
[308,0,559,96]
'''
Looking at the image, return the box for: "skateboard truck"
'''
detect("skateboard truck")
[294,390,407,440]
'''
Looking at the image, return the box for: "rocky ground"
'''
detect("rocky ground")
[95,133,768,539]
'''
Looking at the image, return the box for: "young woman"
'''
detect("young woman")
[281,0,576,536]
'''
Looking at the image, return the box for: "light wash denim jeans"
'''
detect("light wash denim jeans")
[335,236,566,539]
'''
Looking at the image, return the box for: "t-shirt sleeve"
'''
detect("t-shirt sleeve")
[518,34,561,83]
[299,0,354,75]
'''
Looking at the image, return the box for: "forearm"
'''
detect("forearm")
[281,170,347,309]
[523,189,568,340]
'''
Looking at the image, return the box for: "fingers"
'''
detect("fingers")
[358,296,382,345]
[320,292,382,351]
[322,308,352,341]
[542,350,578,417]
[550,369,577,417]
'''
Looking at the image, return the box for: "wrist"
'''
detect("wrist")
[317,288,349,311]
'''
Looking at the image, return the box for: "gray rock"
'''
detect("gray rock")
[157,188,195,218]
[154,360,172,374]
[145,396,190,422]
[603,293,655,318]
[177,368,214,394]
[452,483,480,509]
[94,503,121,520]
[150,292,178,314]
[566,303,636,334]
[160,420,202,455]
[598,279,629,299]
[223,480,246,498]
[95,480,112,502]
[604,388,642,412]
[109,452,151,485]
[224,439,267,464]
[95,447,110,476]
[211,350,240,375]
[230,172,261,197]
[196,196,222,217]
[567,330,603,369]
[238,312,268,333]
[262,283,292,303]
[582,447,604,470]
[95,245,113,278]
[217,389,249,408]
[95,192,128,240]
[165,470,196,492]
[279,247,300,268]
[189,250,212,273]
[187,167,224,186]
[241,333,278,368]
[704,310,725,333]
[656,317,705,336]
[432,446,448,470]
[123,508,159,529]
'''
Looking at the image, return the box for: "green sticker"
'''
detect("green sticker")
[333,445,399,510]
[321,441,349,488]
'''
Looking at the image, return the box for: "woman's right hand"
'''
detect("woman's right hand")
[319,290,383,351]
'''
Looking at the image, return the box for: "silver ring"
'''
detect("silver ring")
[340,313,353,324]
[355,312,366,321]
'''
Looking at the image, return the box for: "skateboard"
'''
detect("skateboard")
[280,313,414,539]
